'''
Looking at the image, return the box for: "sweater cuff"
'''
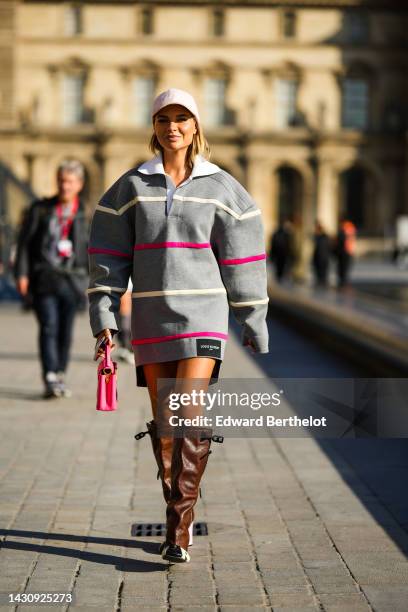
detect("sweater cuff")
[89,295,120,338]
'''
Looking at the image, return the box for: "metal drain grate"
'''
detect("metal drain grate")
[131,522,208,537]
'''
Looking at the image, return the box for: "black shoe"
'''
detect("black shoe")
[161,543,190,563]
[158,520,194,555]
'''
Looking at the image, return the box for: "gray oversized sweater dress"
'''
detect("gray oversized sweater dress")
[87,152,269,386]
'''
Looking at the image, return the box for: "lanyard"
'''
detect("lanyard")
[56,196,79,240]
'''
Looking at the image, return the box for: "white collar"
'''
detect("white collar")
[137,152,221,178]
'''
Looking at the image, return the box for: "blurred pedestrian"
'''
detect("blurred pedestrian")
[14,160,89,398]
[312,220,331,287]
[333,216,356,288]
[290,212,305,283]
[269,218,294,283]
[13,208,34,310]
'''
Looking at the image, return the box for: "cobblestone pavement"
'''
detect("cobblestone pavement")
[0,306,407,611]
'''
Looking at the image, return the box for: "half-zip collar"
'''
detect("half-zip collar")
[137,151,221,215]
[137,151,221,179]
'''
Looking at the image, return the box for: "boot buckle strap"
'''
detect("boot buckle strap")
[211,434,224,443]
[134,430,149,440]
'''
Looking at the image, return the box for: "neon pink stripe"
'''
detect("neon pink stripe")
[131,331,228,345]
[219,253,266,265]
[134,242,211,250]
[88,247,133,259]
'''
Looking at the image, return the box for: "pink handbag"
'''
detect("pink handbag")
[96,343,118,411]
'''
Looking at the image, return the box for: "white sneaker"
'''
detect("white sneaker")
[56,371,72,398]
[44,372,61,399]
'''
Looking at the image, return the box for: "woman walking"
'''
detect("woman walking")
[87,88,270,563]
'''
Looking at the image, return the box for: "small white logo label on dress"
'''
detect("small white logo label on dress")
[196,339,221,358]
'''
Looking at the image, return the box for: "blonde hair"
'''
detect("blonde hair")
[149,114,211,170]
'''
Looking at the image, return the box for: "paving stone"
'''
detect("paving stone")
[265,583,312,595]
[219,607,266,611]
[268,592,318,608]
[360,586,408,612]
[318,593,371,611]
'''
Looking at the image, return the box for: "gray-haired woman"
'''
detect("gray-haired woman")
[88,88,269,563]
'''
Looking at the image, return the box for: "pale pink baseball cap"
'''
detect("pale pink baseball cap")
[151,88,200,125]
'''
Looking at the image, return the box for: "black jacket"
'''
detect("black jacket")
[14,195,89,296]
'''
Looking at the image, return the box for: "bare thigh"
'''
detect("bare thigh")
[143,361,178,421]
[175,357,217,420]
[143,357,216,423]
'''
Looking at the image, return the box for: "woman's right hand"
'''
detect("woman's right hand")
[94,329,116,361]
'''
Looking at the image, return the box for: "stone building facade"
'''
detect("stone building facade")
[0,0,407,263]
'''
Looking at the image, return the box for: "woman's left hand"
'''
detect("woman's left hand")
[94,329,116,361]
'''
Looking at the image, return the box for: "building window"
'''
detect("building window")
[64,4,82,36]
[212,9,225,37]
[277,166,302,225]
[62,74,85,125]
[344,11,369,44]
[342,78,369,129]
[132,76,155,126]
[282,11,297,39]
[140,7,154,35]
[204,78,227,126]
[275,79,298,128]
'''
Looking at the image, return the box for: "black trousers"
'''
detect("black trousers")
[32,280,78,380]
[337,253,353,286]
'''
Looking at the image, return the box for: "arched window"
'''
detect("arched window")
[276,166,302,225]
[341,167,365,229]
[339,165,379,235]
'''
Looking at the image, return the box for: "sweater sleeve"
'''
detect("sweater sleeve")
[87,174,135,337]
[211,195,270,354]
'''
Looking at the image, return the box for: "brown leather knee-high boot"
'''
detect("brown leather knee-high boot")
[161,428,213,563]
[146,419,173,503]
[135,421,194,549]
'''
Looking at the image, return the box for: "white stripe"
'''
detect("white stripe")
[172,195,261,220]
[86,285,127,294]
[95,196,166,216]
[96,194,261,220]
[240,209,262,220]
[229,298,269,307]
[131,288,227,298]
